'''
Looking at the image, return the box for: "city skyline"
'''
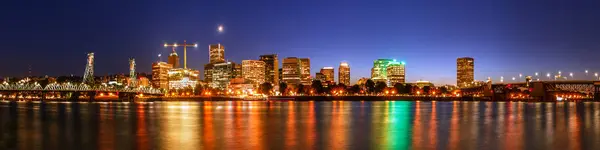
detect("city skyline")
[2,0,600,85]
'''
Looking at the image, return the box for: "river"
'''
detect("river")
[1,101,599,150]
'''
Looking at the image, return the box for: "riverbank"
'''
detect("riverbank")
[2,95,597,102]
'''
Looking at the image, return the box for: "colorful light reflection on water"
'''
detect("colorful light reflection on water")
[0,101,599,149]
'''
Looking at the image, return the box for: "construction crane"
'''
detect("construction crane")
[164,40,198,69]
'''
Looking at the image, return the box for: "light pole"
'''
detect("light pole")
[569,72,573,79]
[546,73,551,80]
[500,76,504,83]
[595,72,598,80]
[519,73,522,78]
[164,40,198,69]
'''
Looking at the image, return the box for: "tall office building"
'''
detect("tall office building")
[278,68,282,84]
[233,63,242,78]
[315,72,326,82]
[151,62,173,89]
[209,44,225,64]
[242,60,266,85]
[338,62,350,85]
[300,58,311,85]
[282,57,301,85]
[259,54,279,85]
[457,57,475,87]
[386,62,405,86]
[371,59,405,85]
[204,63,214,83]
[320,67,335,82]
[167,48,180,68]
[212,62,235,90]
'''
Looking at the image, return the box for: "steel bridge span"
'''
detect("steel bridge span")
[0,82,164,101]
[460,80,600,101]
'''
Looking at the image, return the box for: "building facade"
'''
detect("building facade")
[259,54,279,85]
[242,60,266,85]
[168,68,200,90]
[338,62,350,85]
[300,58,311,85]
[209,44,225,64]
[212,62,235,90]
[151,62,173,89]
[203,63,214,83]
[320,67,335,83]
[371,59,405,84]
[457,57,474,87]
[315,72,326,82]
[386,62,405,86]
[282,57,301,85]
[167,49,180,68]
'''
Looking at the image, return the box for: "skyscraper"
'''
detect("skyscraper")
[232,63,242,78]
[167,48,180,68]
[457,57,475,87]
[242,60,266,85]
[338,62,350,85]
[209,44,225,64]
[386,61,405,86]
[259,54,279,85]
[282,57,301,85]
[300,58,311,85]
[212,62,235,90]
[371,59,393,83]
[151,61,172,89]
[204,63,214,83]
[371,59,405,85]
[320,67,334,82]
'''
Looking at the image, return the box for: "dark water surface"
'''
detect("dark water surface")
[1,101,599,150]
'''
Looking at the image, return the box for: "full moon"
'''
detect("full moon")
[218,25,224,32]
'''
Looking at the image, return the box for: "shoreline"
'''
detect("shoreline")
[2,95,597,102]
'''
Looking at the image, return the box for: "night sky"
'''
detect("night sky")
[1,0,600,85]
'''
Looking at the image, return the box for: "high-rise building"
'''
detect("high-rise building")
[242,60,266,85]
[278,68,282,84]
[167,48,180,68]
[457,57,474,87]
[338,62,350,85]
[204,63,214,83]
[371,59,405,85]
[151,61,173,89]
[282,57,301,85]
[233,63,242,78]
[259,54,279,85]
[386,62,405,86]
[300,58,311,85]
[212,62,235,90]
[315,72,326,82]
[320,67,335,82]
[209,44,225,64]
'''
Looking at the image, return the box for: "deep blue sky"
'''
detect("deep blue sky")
[1,0,600,85]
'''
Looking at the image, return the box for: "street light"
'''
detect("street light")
[546,73,551,80]
[500,76,504,83]
[569,72,573,79]
[519,73,522,78]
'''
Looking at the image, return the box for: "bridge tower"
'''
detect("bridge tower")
[83,52,95,84]
[129,58,137,87]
